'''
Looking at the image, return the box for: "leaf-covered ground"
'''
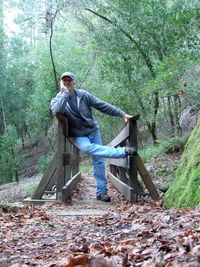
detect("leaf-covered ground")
[0,172,200,267]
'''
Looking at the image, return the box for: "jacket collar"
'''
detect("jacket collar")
[74,89,86,98]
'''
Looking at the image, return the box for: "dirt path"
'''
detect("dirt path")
[0,172,199,267]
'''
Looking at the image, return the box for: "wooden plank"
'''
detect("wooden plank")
[108,171,135,202]
[109,158,127,168]
[137,155,160,200]
[128,120,141,193]
[56,121,66,200]
[62,172,81,202]
[24,197,57,205]
[32,153,57,199]
[56,114,69,137]
[64,140,72,185]
[107,124,129,147]
[45,168,57,190]
[107,114,140,147]
[72,147,80,176]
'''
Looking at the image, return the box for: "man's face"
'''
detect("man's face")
[62,76,74,89]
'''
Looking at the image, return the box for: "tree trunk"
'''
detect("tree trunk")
[0,98,6,132]
[167,95,175,137]
[173,94,182,135]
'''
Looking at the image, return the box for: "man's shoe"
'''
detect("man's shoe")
[96,193,111,202]
[125,146,137,156]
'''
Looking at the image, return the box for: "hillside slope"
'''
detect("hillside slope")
[164,118,200,208]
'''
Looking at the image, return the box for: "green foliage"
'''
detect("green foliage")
[79,157,92,173]
[0,125,22,184]
[1,0,200,187]
[164,118,200,208]
[37,154,53,173]
[140,135,188,160]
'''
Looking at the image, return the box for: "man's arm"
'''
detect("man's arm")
[86,92,132,121]
[50,91,69,114]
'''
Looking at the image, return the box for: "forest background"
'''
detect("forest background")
[0,0,199,185]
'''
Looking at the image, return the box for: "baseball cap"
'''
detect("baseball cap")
[61,72,75,80]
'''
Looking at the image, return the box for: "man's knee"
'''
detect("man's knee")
[80,144,92,153]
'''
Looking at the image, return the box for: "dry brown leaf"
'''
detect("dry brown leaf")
[64,255,88,267]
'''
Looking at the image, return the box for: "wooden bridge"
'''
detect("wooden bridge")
[30,114,159,204]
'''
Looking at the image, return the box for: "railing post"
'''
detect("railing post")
[56,120,66,200]
[72,146,80,176]
[55,114,69,200]
[128,118,143,201]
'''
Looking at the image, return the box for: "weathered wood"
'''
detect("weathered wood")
[45,168,57,191]
[109,158,127,168]
[62,171,81,202]
[128,119,142,193]
[32,153,57,199]
[56,121,66,200]
[24,197,57,205]
[72,146,80,176]
[129,114,140,122]
[107,124,129,147]
[64,140,72,184]
[137,155,160,200]
[31,115,82,202]
[107,115,140,146]
[108,171,135,202]
[56,114,69,137]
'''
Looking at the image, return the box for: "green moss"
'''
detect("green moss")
[164,118,200,208]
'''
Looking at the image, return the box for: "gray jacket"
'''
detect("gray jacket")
[51,89,125,137]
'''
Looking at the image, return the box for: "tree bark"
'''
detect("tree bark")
[49,12,59,92]
[167,95,175,137]
[0,98,6,132]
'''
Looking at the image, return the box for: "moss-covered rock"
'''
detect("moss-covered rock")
[164,118,200,208]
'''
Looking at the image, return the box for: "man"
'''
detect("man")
[51,72,137,202]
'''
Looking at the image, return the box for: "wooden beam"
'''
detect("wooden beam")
[137,155,160,200]
[56,114,69,137]
[108,171,136,202]
[56,121,66,199]
[107,124,129,147]
[32,153,57,199]
[107,114,140,147]
[62,172,81,202]
[128,119,140,191]
[109,158,127,168]
[24,197,57,205]
[129,114,140,122]
[45,168,57,191]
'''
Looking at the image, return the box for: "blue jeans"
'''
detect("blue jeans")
[72,129,126,195]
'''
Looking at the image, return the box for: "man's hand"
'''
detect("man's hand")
[60,80,69,92]
[123,114,133,122]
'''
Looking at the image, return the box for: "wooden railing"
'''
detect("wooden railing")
[107,115,159,202]
[31,114,159,203]
[31,114,81,202]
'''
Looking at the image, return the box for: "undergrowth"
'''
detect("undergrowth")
[139,135,189,161]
